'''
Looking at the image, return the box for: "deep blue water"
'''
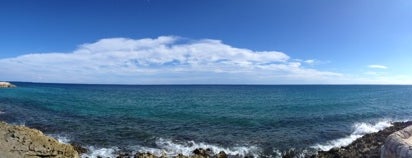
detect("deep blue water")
[1,83,412,157]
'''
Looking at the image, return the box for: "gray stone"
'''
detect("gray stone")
[382,125,412,158]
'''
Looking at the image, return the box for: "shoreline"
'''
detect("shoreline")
[314,121,412,158]
[80,121,412,158]
[1,120,411,158]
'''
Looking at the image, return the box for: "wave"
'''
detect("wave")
[311,120,393,151]
[53,119,404,157]
[81,146,118,158]
[47,134,71,144]
[45,134,120,158]
[80,138,260,158]
[144,138,259,157]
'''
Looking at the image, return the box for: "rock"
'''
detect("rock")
[0,82,16,88]
[0,121,79,158]
[193,148,205,156]
[282,148,301,158]
[71,143,88,154]
[135,152,158,158]
[381,124,412,158]
[116,151,131,158]
[217,151,227,158]
[192,148,213,157]
[174,153,189,158]
[314,121,412,158]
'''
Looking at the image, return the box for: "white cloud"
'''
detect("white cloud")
[295,59,330,66]
[368,65,388,69]
[304,59,315,64]
[0,36,345,84]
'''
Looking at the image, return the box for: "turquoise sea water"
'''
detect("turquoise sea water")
[1,83,412,157]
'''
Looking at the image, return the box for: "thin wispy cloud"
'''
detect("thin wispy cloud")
[304,60,315,64]
[368,65,388,69]
[0,36,342,84]
[295,59,329,66]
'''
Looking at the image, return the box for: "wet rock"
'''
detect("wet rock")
[193,148,205,156]
[282,148,303,158]
[135,152,158,158]
[193,148,212,157]
[174,153,189,158]
[0,121,79,158]
[72,143,88,154]
[217,151,227,158]
[116,151,132,158]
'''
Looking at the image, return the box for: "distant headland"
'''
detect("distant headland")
[0,82,16,88]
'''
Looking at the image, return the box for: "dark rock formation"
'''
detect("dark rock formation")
[71,143,88,155]
[217,151,228,158]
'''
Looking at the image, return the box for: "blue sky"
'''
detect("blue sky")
[0,0,411,84]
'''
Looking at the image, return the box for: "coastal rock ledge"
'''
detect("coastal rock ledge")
[0,82,16,88]
[381,125,412,158]
[315,121,412,158]
[0,121,79,158]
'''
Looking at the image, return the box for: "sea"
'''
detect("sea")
[1,82,412,157]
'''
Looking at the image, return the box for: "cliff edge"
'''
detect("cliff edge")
[0,121,79,158]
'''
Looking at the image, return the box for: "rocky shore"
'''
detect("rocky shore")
[0,121,79,158]
[1,120,411,158]
[0,82,16,88]
[314,121,412,158]
[116,149,229,158]
[100,121,412,158]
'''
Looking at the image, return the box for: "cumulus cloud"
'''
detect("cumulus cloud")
[368,65,387,69]
[0,36,343,84]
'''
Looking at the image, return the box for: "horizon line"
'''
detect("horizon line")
[5,81,412,86]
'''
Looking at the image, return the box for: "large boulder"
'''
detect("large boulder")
[381,125,412,158]
[0,121,79,158]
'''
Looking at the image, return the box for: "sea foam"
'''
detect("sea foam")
[80,138,260,158]
[81,146,118,158]
[47,134,71,144]
[312,120,392,151]
[151,138,259,157]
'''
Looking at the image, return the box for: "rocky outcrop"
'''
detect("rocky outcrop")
[315,121,412,158]
[0,121,79,158]
[0,82,16,88]
[381,125,412,158]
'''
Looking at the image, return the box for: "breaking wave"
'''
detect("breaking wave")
[48,134,71,144]
[80,138,260,158]
[312,120,393,151]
